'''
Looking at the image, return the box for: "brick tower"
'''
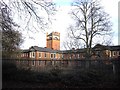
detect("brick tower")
[46,32,60,50]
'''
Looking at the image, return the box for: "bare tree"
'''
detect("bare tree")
[0,0,56,58]
[0,2,23,59]
[0,0,56,33]
[67,0,112,58]
[63,26,85,50]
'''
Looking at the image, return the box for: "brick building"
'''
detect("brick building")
[46,32,60,50]
[20,46,62,60]
[62,44,120,60]
[20,32,120,60]
[92,44,120,59]
[20,32,62,60]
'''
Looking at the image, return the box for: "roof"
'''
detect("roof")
[92,44,106,51]
[93,44,120,51]
[21,49,29,53]
[106,45,120,51]
[61,48,85,54]
[29,46,60,53]
[22,44,120,53]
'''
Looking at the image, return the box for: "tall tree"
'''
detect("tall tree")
[0,0,56,34]
[0,2,23,59]
[67,0,112,58]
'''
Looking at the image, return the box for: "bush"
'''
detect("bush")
[3,61,119,88]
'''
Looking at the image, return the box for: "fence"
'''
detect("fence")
[2,59,120,75]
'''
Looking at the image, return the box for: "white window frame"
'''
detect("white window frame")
[30,52,35,58]
[51,53,53,59]
[51,53,56,59]
[113,51,116,56]
[31,52,35,58]
[39,52,41,58]
[33,52,35,57]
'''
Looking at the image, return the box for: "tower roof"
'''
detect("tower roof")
[47,31,60,36]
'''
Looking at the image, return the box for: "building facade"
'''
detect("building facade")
[20,32,120,60]
[20,46,62,60]
[92,44,120,59]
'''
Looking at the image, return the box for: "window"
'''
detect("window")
[45,53,47,58]
[54,37,58,40]
[113,51,116,56]
[51,54,53,58]
[33,52,34,57]
[39,53,41,58]
[119,51,120,55]
[31,52,35,58]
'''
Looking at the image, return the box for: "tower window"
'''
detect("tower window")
[54,37,58,40]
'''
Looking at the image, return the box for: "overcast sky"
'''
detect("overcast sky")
[20,0,119,50]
